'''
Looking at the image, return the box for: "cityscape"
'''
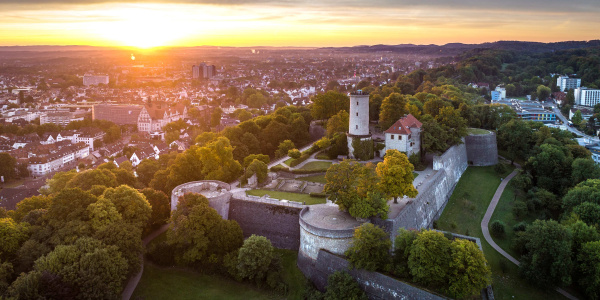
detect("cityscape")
[0,1,599,300]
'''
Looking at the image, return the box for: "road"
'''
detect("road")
[552,106,599,142]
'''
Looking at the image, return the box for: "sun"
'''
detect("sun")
[94,4,198,49]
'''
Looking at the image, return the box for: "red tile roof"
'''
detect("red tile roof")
[384,114,422,135]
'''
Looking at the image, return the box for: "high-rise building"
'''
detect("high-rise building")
[347,90,372,159]
[192,63,217,79]
[557,76,581,92]
[575,87,600,107]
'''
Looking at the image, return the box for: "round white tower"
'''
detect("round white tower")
[347,90,373,159]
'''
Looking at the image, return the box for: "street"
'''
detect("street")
[552,106,599,142]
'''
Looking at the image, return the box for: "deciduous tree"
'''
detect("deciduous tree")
[376,150,418,204]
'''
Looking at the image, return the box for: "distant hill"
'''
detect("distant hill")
[321,40,600,55]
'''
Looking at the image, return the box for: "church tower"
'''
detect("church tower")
[347,90,373,159]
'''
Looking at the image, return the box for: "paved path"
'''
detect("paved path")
[121,224,170,300]
[480,165,578,300]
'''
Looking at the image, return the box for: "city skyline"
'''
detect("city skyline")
[0,0,599,48]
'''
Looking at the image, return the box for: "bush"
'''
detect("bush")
[513,222,527,232]
[512,200,528,219]
[288,149,301,159]
[490,220,506,238]
[494,163,509,175]
[269,165,290,172]
[289,153,311,168]
[147,240,176,266]
[324,271,367,300]
[408,153,425,171]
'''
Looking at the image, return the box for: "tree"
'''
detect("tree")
[577,241,600,300]
[436,106,467,146]
[101,185,151,229]
[572,110,583,125]
[345,223,391,271]
[420,115,449,154]
[423,97,450,118]
[211,107,223,127]
[326,110,349,137]
[447,239,491,298]
[537,85,551,101]
[497,119,532,164]
[33,237,128,300]
[528,143,572,195]
[275,140,295,158]
[324,271,367,300]
[243,154,270,168]
[140,188,171,231]
[0,218,29,260]
[165,130,180,144]
[376,150,418,204]
[392,228,418,277]
[0,153,16,182]
[237,235,274,282]
[10,195,52,222]
[573,202,600,226]
[408,230,451,287]
[287,149,301,159]
[168,193,243,266]
[379,93,408,130]
[310,91,350,120]
[136,159,160,187]
[65,169,118,191]
[245,159,268,184]
[518,220,573,287]
[572,158,600,185]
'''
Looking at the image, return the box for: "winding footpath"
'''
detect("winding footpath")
[121,224,170,300]
[480,165,578,300]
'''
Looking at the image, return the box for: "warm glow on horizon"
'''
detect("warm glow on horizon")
[0,2,598,48]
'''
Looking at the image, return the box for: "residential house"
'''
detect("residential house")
[383,114,422,157]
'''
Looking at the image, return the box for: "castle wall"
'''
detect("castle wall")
[298,207,355,260]
[297,250,444,300]
[465,133,499,166]
[228,198,302,250]
[375,143,468,240]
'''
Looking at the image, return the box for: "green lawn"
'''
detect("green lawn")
[132,249,307,300]
[467,128,491,135]
[298,161,332,171]
[246,189,325,205]
[283,158,293,166]
[297,175,327,184]
[315,152,330,160]
[436,166,565,300]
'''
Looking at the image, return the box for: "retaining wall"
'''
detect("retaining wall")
[170,180,232,219]
[297,250,444,300]
[228,198,303,250]
[465,133,498,166]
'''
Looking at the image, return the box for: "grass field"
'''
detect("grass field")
[297,174,327,184]
[436,166,565,300]
[246,189,325,205]
[467,128,490,135]
[283,158,293,166]
[298,161,332,171]
[132,249,307,300]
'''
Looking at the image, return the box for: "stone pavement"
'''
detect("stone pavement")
[480,165,578,300]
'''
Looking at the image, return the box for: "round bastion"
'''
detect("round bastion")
[464,129,498,166]
[170,180,232,219]
[299,204,363,261]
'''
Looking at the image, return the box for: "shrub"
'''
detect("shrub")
[490,220,506,238]
[494,163,509,175]
[309,193,327,198]
[408,153,425,171]
[289,153,311,168]
[512,200,528,219]
[288,149,301,159]
[269,165,290,172]
[513,222,527,232]
[324,271,367,300]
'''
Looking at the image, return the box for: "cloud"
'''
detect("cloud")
[1,0,599,13]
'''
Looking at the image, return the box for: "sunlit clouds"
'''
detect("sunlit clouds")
[0,1,598,48]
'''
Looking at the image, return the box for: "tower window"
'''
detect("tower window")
[356,113,358,116]
[356,125,358,129]
[356,102,358,105]
[391,135,394,139]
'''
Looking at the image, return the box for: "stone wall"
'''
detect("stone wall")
[376,142,468,240]
[170,180,232,219]
[465,133,498,166]
[228,198,303,250]
[298,250,444,300]
[298,207,355,260]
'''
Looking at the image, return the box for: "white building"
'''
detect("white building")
[347,91,372,158]
[383,114,422,157]
[495,86,506,100]
[557,76,581,92]
[137,103,187,132]
[27,142,89,176]
[575,87,600,107]
[40,111,84,126]
[83,74,109,86]
[75,127,105,151]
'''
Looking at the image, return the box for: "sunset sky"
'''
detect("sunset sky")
[0,0,598,48]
